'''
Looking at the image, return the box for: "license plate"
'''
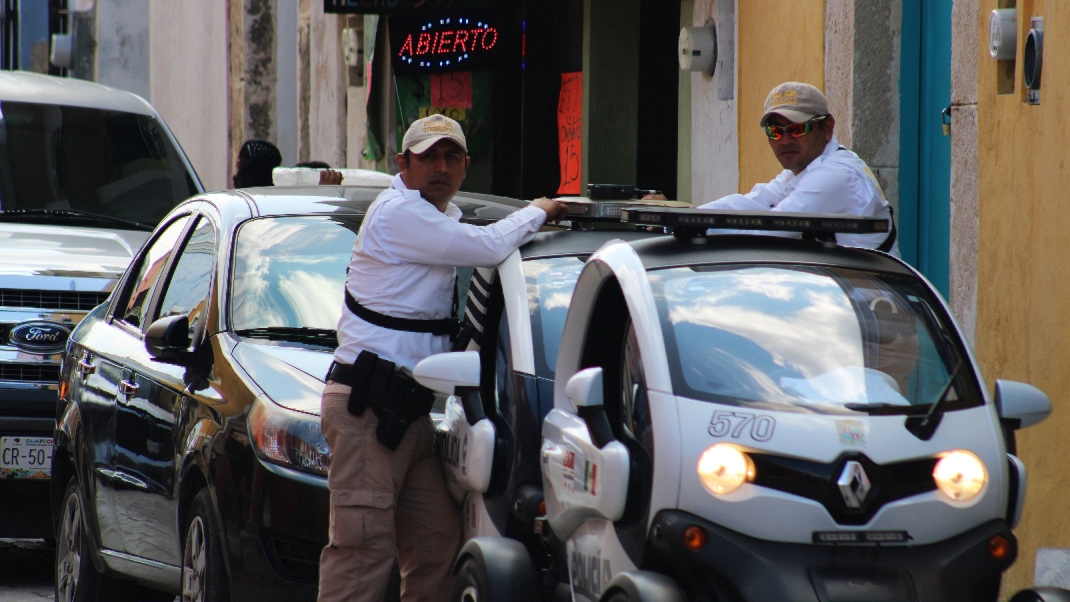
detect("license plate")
[0,436,53,479]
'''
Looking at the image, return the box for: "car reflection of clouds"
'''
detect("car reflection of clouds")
[541,292,572,311]
[233,219,353,329]
[523,260,553,313]
[278,271,345,329]
[666,271,864,380]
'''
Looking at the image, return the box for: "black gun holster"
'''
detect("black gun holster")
[326,351,435,451]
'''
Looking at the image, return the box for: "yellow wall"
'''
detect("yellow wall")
[736,0,825,193]
[973,0,1070,593]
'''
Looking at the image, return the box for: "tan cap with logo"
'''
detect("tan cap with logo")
[402,114,468,155]
[759,82,830,126]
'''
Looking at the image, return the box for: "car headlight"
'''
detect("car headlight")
[933,450,986,502]
[697,443,755,496]
[249,395,331,476]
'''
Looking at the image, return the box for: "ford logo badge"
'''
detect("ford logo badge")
[10,321,72,353]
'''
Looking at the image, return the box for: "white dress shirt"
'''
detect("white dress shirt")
[699,136,899,257]
[335,174,547,371]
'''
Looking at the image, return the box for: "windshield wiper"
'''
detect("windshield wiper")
[0,208,154,231]
[904,361,963,441]
[235,327,338,347]
[843,402,927,416]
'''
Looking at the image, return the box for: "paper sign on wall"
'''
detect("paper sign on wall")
[431,72,473,108]
[557,72,582,195]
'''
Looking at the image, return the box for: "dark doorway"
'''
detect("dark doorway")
[636,0,680,199]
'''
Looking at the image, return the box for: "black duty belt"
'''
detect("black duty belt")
[326,351,435,451]
[345,288,461,337]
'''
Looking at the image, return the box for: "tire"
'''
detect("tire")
[181,488,230,602]
[452,557,492,602]
[54,478,122,602]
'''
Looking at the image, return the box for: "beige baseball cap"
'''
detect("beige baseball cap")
[759,82,830,126]
[402,114,468,155]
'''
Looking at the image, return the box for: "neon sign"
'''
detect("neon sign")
[392,16,507,72]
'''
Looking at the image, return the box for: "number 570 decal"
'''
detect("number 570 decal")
[708,411,775,442]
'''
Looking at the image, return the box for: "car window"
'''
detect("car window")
[0,102,198,225]
[230,216,358,331]
[118,215,191,329]
[649,265,978,414]
[155,217,217,344]
[523,256,585,379]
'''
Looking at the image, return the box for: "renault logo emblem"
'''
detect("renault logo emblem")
[837,461,872,509]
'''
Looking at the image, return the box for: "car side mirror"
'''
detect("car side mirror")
[145,315,192,363]
[995,379,1051,429]
[565,367,614,449]
[413,351,485,425]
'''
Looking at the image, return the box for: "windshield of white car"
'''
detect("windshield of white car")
[231,216,358,338]
[524,256,585,379]
[0,101,198,227]
[649,264,978,414]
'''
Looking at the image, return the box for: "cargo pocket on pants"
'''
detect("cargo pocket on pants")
[330,489,395,551]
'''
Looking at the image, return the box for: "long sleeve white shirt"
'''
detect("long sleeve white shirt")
[334,174,547,371]
[699,136,899,257]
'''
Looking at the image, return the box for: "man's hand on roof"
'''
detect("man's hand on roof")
[530,197,569,223]
[319,169,344,185]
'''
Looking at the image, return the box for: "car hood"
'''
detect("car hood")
[0,222,149,280]
[231,341,334,416]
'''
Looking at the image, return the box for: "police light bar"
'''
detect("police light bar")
[619,207,889,237]
[558,199,692,222]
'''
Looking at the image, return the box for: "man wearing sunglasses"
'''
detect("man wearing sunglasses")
[695,81,898,256]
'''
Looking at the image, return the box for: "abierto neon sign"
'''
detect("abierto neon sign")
[393,16,503,71]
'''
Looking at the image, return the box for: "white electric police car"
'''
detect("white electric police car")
[415,207,1065,602]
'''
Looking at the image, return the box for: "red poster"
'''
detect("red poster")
[431,72,473,108]
[557,72,583,195]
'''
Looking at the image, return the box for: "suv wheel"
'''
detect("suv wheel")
[55,478,110,602]
[182,488,229,602]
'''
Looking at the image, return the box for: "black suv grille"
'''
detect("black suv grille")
[0,363,61,383]
[0,289,110,311]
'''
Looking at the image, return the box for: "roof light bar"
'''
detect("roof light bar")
[557,199,692,227]
[619,208,889,239]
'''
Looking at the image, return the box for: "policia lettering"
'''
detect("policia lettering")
[325,288,471,450]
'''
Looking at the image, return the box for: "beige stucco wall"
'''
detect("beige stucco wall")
[149,1,230,191]
[308,2,348,169]
[970,0,1070,593]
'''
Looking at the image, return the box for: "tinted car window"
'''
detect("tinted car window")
[523,256,584,379]
[120,215,191,329]
[230,216,358,331]
[156,217,216,342]
[649,265,975,413]
[0,101,197,225]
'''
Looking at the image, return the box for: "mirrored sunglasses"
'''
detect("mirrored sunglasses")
[764,115,828,140]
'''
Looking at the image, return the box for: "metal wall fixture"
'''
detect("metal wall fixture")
[678,26,716,75]
[1024,16,1043,105]
[988,9,1016,60]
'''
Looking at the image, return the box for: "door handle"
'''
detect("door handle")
[119,380,140,397]
[76,358,95,375]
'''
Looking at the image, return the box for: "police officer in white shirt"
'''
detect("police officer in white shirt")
[694,82,899,256]
[317,114,567,602]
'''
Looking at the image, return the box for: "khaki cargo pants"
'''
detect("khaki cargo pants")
[318,382,461,602]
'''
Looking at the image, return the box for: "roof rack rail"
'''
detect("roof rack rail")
[619,207,889,244]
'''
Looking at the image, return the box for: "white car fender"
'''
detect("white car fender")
[439,396,496,504]
[541,409,630,540]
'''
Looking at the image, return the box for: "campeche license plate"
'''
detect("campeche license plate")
[0,436,53,479]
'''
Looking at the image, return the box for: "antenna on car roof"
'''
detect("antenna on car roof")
[618,208,890,246]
